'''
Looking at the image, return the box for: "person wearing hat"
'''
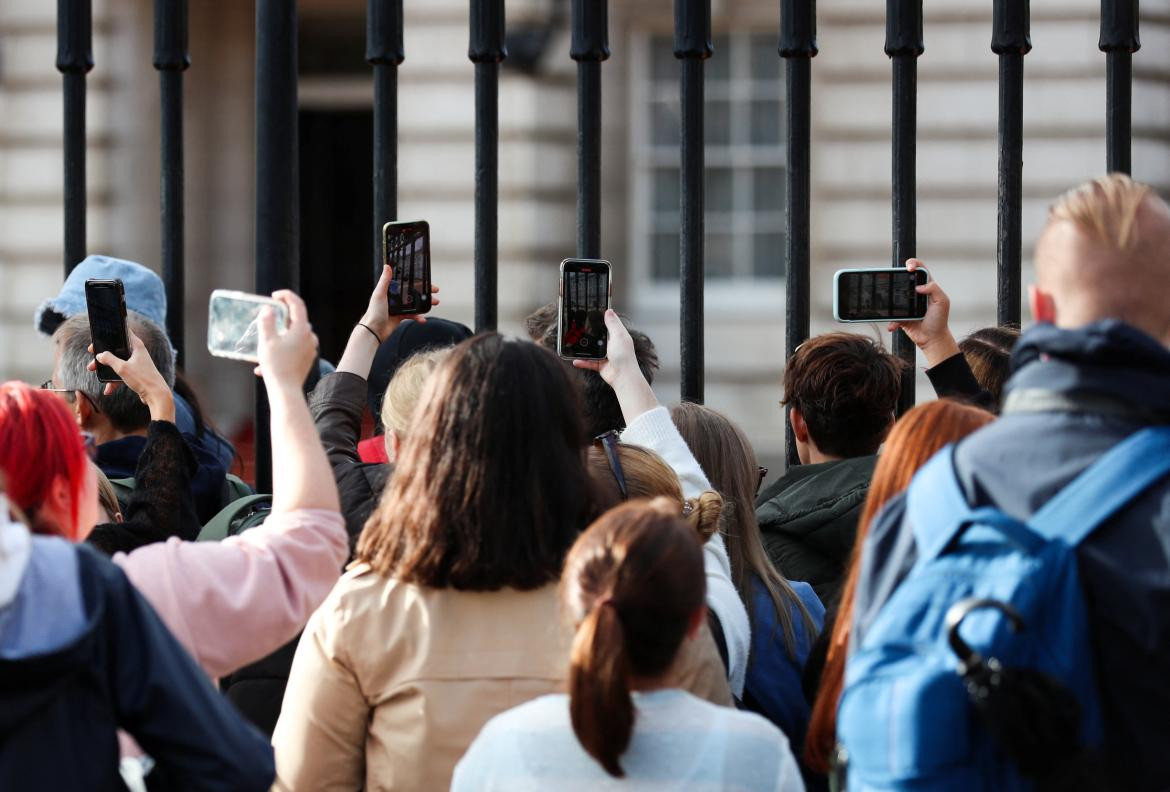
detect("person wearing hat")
[308,265,461,546]
[35,255,236,473]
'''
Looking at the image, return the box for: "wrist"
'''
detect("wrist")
[145,388,176,423]
[355,322,384,344]
[919,333,961,368]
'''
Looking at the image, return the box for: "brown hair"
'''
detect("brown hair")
[958,326,1020,411]
[356,333,594,590]
[93,466,123,523]
[804,399,994,773]
[782,333,906,458]
[563,498,707,777]
[670,402,816,657]
[587,442,724,541]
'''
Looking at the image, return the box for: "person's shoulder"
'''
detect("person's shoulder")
[479,694,570,736]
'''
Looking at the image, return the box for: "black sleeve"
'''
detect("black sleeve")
[86,421,201,556]
[83,546,275,790]
[925,353,994,410]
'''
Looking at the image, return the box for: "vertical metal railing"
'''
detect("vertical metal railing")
[469,0,506,333]
[1101,0,1139,174]
[570,0,609,259]
[57,0,93,276]
[253,0,300,492]
[368,0,404,283]
[674,0,711,404]
[885,0,922,416]
[992,0,1029,329]
[154,0,190,365]
[780,0,818,466]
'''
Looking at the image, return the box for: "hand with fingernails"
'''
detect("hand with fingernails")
[888,258,961,367]
[359,264,442,344]
[573,309,659,425]
[88,332,175,424]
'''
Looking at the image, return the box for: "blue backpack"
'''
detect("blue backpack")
[838,427,1170,791]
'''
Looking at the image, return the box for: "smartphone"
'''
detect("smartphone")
[207,290,289,363]
[557,258,612,360]
[833,267,929,323]
[84,279,131,382]
[383,220,431,316]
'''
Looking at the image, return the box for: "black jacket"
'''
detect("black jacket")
[854,321,1170,790]
[309,372,392,549]
[756,455,877,607]
[0,541,273,791]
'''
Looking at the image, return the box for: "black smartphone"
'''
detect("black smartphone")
[557,258,612,360]
[833,267,929,323]
[383,220,432,316]
[84,278,131,382]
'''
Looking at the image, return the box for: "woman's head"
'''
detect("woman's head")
[587,440,724,541]
[357,333,593,591]
[93,465,123,524]
[0,381,97,540]
[379,347,449,461]
[959,326,1020,411]
[804,398,994,773]
[562,498,707,777]
[670,402,815,657]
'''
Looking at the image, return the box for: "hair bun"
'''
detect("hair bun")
[684,490,725,542]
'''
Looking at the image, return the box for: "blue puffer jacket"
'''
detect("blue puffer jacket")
[853,320,1170,790]
[0,530,274,791]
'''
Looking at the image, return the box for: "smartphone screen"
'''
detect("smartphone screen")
[383,220,431,316]
[835,268,929,322]
[84,279,130,382]
[207,290,289,363]
[558,259,612,359]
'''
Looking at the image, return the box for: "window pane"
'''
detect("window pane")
[651,101,680,146]
[753,232,786,278]
[706,168,733,213]
[753,167,785,212]
[706,99,732,146]
[750,99,782,144]
[708,35,732,82]
[654,168,680,212]
[750,36,781,82]
[651,37,676,83]
[652,233,679,281]
[707,233,734,278]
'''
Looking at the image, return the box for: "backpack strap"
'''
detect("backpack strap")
[198,494,272,543]
[1027,426,1170,547]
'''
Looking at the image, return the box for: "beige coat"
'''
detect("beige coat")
[271,564,731,792]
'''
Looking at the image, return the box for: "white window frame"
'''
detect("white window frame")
[627,30,788,319]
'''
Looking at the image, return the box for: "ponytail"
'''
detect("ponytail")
[568,600,634,778]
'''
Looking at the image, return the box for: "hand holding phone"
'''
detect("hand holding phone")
[85,279,131,382]
[557,258,612,360]
[887,259,962,367]
[208,290,290,363]
[833,266,929,323]
[383,220,432,317]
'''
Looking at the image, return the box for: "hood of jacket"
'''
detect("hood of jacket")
[756,455,877,541]
[1008,320,1170,413]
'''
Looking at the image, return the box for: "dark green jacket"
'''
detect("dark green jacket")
[754,455,877,608]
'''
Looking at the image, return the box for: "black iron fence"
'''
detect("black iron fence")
[54,0,1142,478]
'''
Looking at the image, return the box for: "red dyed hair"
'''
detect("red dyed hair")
[0,381,88,540]
[804,399,995,774]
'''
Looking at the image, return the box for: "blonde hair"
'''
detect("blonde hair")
[1049,173,1151,250]
[379,347,449,440]
[93,465,122,523]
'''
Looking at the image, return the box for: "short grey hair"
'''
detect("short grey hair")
[53,311,176,433]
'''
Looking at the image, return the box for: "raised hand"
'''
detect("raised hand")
[360,264,442,343]
[888,258,961,367]
[90,332,176,422]
[255,290,319,387]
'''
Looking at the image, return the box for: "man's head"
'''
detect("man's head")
[51,311,175,441]
[1033,174,1170,344]
[524,302,660,437]
[782,333,905,464]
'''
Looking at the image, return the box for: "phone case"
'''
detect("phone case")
[557,258,613,361]
[206,290,289,363]
[85,279,130,383]
[383,220,432,317]
[833,267,929,323]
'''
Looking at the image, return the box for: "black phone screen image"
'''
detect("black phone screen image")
[85,280,130,382]
[384,221,431,316]
[837,269,928,321]
[560,264,610,359]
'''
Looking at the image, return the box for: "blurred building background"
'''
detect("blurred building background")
[2,0,1169,477]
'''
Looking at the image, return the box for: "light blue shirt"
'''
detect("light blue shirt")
[452,689,805,791]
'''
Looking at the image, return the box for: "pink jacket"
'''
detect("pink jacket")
[113,508,348,679]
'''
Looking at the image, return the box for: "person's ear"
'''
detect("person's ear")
[686,604,707,640]
[789,406,810,445]
[1029,285,1057,324]
[73,390,94,427]
[40,475,74,535]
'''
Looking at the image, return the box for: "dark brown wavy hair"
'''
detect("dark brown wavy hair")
[804,399,994,773]
[356,333,595,590]
[562,498,707,778]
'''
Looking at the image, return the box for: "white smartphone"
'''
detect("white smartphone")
[557,258,612,360]
[833,267,929,323]
[207,290,289,363]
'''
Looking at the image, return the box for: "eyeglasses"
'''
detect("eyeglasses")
[40,380,102,414]
[594,430,629,501]
[756,466,768,496]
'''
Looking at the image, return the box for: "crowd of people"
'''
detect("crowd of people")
[1,172,1167,791]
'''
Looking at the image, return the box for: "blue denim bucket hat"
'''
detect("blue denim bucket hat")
[35,254,168,336]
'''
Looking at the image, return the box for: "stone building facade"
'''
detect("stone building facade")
[2,0,1169,474]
